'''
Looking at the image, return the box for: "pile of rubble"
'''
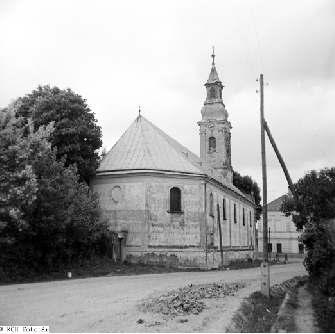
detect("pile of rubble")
[142,281,245,317]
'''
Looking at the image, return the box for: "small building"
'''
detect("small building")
[91,52,256,267]
[257,195,304,255]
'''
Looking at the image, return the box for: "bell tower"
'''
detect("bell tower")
[198,48,233,183]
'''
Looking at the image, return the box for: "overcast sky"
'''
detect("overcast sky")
[1,0,334,201]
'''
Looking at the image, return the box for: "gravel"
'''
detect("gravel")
[141,281,245,317]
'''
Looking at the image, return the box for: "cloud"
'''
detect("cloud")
[0,0,334,202]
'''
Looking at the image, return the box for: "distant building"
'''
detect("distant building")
[257,195,304,255]
[91,52,256,267]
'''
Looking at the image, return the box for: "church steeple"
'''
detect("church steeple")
[202,49,227,120]
[207,47,220,84]
[198,49,232,183]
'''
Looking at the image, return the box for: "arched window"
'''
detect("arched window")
[222,198,226,220]
[209,137,216,153]
[170,187,181,212]
[209,193,214,216]
[234,203,237,224]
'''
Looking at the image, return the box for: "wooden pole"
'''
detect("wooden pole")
[260,73,270,297]
[263,120,297,201]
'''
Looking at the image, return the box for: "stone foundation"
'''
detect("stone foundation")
[125,247,254,268]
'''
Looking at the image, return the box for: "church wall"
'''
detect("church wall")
[205,182,255,255]
[91,174,256,267]
[91,174,206,265]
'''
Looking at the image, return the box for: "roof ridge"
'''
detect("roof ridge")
[140,116,203,170]
[139,116,203,173]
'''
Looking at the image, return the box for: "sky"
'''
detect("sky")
[1,0,334,201]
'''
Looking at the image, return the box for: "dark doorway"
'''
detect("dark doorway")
[276,243,282,253]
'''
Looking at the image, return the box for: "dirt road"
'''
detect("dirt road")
[0,262,305,332]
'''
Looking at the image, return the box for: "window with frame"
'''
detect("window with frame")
[170,187,181,212]
[249,211,252,227]
[208,137,216,153]
[222,198,226,220]
[233,203,237,224]
[209,193,214,216]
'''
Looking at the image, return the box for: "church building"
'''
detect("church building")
[91,52,256,267]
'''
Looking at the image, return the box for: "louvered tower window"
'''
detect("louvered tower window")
[209,137,216,153]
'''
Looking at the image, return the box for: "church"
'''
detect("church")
[91,52,256,268]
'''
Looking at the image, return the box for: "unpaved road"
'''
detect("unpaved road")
[0,262,305,332]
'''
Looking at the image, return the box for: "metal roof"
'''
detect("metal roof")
[98,115,253,204]
[98,115,204,175]
[207,65,221,84]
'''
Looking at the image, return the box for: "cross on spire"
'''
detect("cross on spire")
[211,46,215,66]
[138,105,141,116]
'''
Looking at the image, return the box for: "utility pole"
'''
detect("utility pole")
[259,73,270,297]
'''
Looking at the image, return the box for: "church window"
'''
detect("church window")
[249,211,252,227]
[209,193,214,216]
[222,198,226,220]
[243,208,245,226]
[209,137,216,153]
[233,203,237,224]
[209,86,216,99]
[170,187,181,212]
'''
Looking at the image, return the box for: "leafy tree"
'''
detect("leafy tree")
[14,86,102,184]
[282,168,335,229]
[282,168,335,295]
[233,171,262,220]
[26,147,106,269]
[0,106,39,239]
[0,107,107,278]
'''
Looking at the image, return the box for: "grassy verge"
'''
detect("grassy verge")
[0,257,202,285]
[227,276,306,333]
[309,282,335,332]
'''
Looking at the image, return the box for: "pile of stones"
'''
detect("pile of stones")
[142,281,245,317]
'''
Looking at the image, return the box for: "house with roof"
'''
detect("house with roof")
[257,195,304,255]
[91,52,256,267]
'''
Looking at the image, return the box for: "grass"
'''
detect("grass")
[229,290,285,332]
[227,276,306,333]
[0,257,202,285]
[309,282,335,332]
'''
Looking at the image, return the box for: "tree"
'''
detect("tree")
[233,171,262,220]
[14,86,102,184]
[26,148,106,269]
[0,106,107,278]
[0,106,39,240]
[282,168,335,295]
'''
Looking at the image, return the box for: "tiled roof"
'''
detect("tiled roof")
[98,115,204,175]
